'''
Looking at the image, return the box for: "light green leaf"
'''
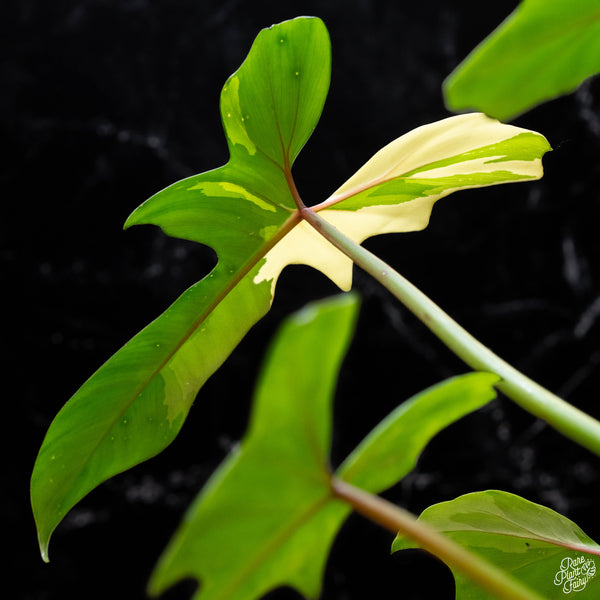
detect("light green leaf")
[148,294,359,600]
[443,0,600,120]
[392,490,600,599]
[336,373,500,494]
[31,14,551,563]
[31,15,331,561]
[151,300,501,600]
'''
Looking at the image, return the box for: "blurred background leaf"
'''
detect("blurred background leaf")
[444,0,600,120]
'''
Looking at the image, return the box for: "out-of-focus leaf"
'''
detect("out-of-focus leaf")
[336,373,499,493]
[147,294,359,600]
[151,292,500,600]
[392,490,600,599]
[444,0,600,120]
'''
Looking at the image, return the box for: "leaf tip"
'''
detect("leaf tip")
[32,471,53,563]
[38,533,51,563]
[291,292,360,328]
[123,199,153,230]
[441,73,462,110]
[145,574,164,598]
[122,210,138,231]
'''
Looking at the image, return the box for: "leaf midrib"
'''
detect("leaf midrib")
[57,23,314,531]
[437,508,600,557]
[64,211,302,508]
[211,491,335,600]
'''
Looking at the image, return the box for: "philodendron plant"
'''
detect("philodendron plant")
[32,16,600,600]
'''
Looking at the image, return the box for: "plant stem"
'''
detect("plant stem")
[301,207,600,456]
[332,479,543,600]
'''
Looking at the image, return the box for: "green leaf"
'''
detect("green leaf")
[392,490,600,599]
[443,0,600,121]
[148,293,359,600]
[336,373,500,494]
[31,15,331,561]
[151,301,501,600]
[31,14,550,562]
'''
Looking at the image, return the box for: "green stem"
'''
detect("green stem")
[332,479,543,600]
[301,207,600,456]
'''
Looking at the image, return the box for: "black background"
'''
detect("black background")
[6,1,600,598]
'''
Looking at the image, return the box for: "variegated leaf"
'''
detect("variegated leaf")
[32,16,550,562]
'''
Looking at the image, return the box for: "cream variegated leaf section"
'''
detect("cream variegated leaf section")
[254,220,356,292]
[256,113,550,293]
[327,113,545,199]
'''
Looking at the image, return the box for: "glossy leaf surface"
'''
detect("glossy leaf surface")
[31,16,331,561]
[32,15,550,561]
[392,490,600,599]
[444,0,600,120]
[151,293,500,600]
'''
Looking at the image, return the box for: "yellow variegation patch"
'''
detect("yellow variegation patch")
[255,220,354,293]
[221,76,257,156]
[189,181,278,213]
[325,113,546,203]
[255,113,550,295]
